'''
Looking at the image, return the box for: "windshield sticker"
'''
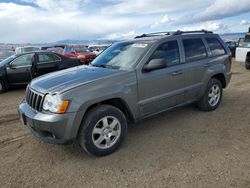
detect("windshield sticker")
[132,43,148,48]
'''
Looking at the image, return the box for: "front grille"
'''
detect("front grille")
[26,87,44,112]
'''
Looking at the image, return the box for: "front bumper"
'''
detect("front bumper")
[18,100,80,144]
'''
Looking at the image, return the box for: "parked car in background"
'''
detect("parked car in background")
[45,47,64,54]
[88,45,110,55]
[63,45,96,64]
[15,46,40,54]
[0,51,81,93]
[246,53,250,70]
[0,50,15,62]
[235,27,250,62]
[225,41,238,57]
[19,30,232,156]
[41,45,66,51]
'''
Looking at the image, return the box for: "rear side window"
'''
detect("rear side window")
[52,54,61,61]
[183,38,207,62]
[150,40,180,67]
[206,38,226,56]
[38,54,55,63]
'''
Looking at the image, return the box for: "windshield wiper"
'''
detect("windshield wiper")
[92,64,107,68]
[92,64,120,69]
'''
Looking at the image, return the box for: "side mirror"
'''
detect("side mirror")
[143,58,166,72]
[7,63,13,68]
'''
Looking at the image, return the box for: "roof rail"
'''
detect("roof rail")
[134,30,213,39]
[134,31,174,39]
[173,30,213,35]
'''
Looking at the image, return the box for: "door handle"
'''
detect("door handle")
[171,71,183,76]
[204,63,211,67]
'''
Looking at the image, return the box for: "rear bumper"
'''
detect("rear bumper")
[226,71,232,87]
[18,100,80,144]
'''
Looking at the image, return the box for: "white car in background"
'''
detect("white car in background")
[88,44,110,55]
[15,46,40,54]
[235,28,250,64]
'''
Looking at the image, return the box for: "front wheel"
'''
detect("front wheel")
[197,78,223,111]
[78,105,127,156]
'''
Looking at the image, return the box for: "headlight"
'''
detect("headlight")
[43,94,69,114]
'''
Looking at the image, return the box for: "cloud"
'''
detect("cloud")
[20,0,90,12]
[181,0,250,24]
[240,19,250,25]
[101,31,137,40]
[0,0,249,43]
[0,2,154,43]
[182,21,229,33]
[150,15,174,29]
[101,0,211,15]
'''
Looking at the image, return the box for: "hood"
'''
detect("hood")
[30,65,124,94]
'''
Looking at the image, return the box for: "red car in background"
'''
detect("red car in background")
[63,45,96,64]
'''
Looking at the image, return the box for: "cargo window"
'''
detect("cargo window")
[183,38,207,62]
[206,38,226,56]
[150,40,180,67]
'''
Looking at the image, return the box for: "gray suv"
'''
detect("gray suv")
[19,30,232,156]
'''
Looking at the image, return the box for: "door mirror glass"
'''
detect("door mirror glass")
[143,58,166,72]
[7,63,13,68]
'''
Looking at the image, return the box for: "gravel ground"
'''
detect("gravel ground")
[0,61,250,188]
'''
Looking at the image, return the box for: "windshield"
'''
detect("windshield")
[91,42,150,70]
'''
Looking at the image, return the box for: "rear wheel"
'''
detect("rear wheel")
[0,80,5,94]
[78,105,127,156]
[197,78,223,111]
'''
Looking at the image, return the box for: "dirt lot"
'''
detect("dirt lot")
[0,61,250,188]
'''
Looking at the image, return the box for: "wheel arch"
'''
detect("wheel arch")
[211,73,226,88]
[81,97,135,125]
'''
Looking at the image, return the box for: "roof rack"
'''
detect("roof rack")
[134,30,213,39]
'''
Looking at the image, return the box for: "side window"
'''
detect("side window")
[150,40,180,67]
[183,38,207,62]
[206,38,226,56]
[11,54,33,67]
[52,54,61,61]
[65,47,73,53]
[38,54,55,63]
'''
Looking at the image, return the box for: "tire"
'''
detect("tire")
[245,62,250,70]
[0,80,5,94]
[78,105,127,156]
[197,78,223,111]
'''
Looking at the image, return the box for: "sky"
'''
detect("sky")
[0,0,250,43]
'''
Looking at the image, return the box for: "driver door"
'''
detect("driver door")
[137,40,186,117]
[6,53,33,84]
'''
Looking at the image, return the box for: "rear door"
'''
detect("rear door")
[6,53,33,84]
[180,37,209,101]
[137,40,186,116]
[35,53,61,77]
